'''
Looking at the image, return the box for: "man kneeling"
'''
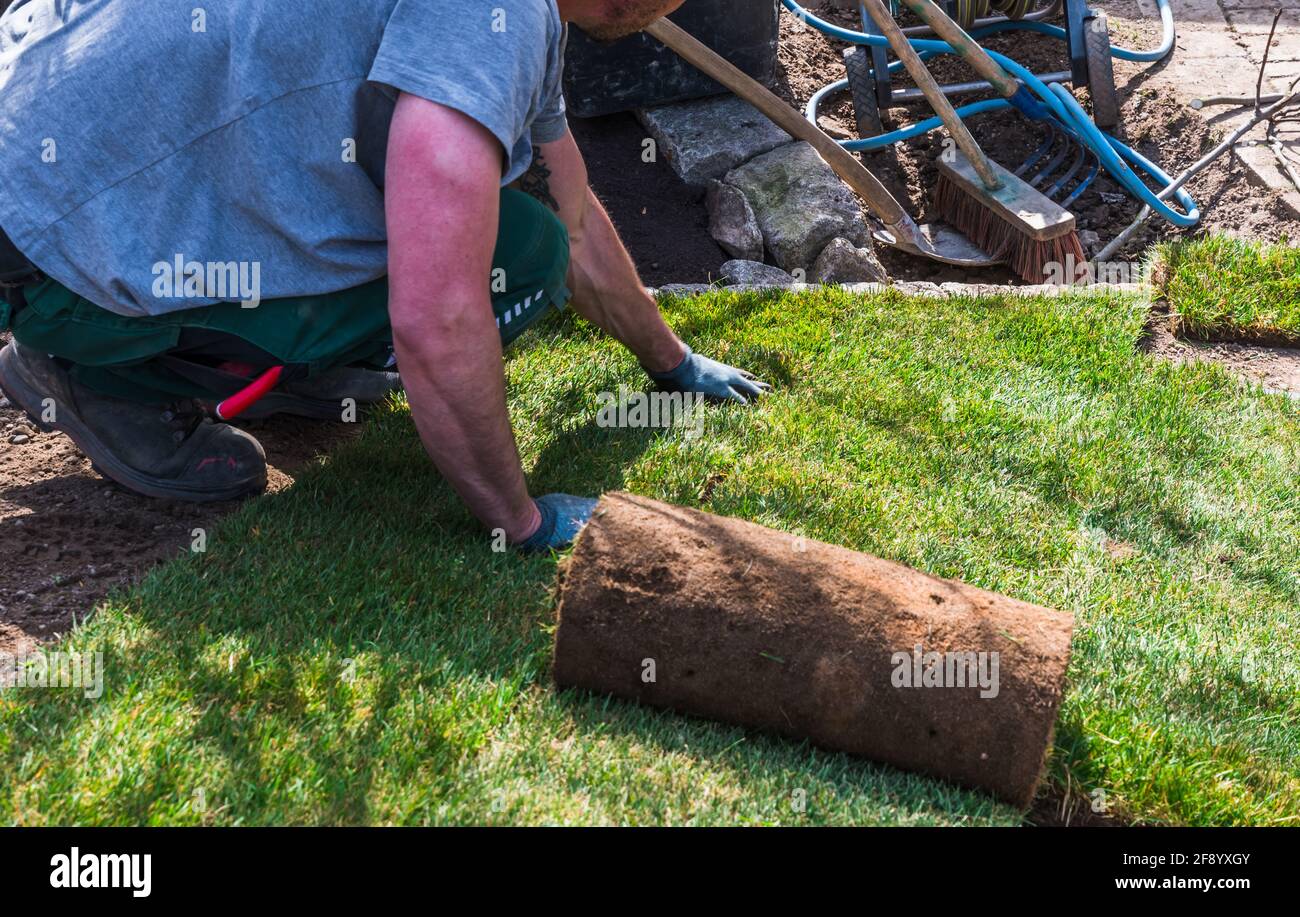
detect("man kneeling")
[0,0,768,551]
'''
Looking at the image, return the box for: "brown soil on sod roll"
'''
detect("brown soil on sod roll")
[553,492,1075,807]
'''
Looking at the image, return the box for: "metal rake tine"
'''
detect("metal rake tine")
[1028,127,1072,188]
[1046,138,1087,199]
[1015,126,1057,178]
[1060,151,1101,208]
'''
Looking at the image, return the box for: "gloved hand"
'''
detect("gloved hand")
[515,493,599,553]
[644,345,770,404]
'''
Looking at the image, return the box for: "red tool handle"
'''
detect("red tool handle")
[216,365,283,421]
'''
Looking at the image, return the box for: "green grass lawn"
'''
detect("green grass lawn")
[2,284,1298,826]
[1154,235,1300,345]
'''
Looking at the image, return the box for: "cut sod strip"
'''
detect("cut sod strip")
[1154,235,1300,346]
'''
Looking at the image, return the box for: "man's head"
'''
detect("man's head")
[557,0,688,42]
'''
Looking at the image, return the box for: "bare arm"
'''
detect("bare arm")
[386,93,540,542]
[517,130,686,374]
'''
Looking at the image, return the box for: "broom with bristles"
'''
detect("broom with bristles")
[932,152,1087,283]
[865,0,1086,283]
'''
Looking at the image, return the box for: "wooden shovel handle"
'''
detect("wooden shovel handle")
[643,17,908,225]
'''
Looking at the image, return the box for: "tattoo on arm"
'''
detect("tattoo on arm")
[515,152,560,212]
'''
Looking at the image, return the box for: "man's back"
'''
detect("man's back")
[0,0,566,316]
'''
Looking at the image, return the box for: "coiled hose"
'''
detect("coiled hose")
[784,0,1199,228]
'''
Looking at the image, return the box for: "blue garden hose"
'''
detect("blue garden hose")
[783,0,1199,228]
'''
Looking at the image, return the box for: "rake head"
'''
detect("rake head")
[1013,119,1101,209]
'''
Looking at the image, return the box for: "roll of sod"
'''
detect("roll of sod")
[553,493,1074,807]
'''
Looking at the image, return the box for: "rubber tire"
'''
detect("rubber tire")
[844,45,885,142]
[1085,13,1121,131]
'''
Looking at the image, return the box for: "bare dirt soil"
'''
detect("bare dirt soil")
[1141,313,1300,398]
[571,113,725,288]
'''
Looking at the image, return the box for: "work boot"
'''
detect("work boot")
[0,341,267,502]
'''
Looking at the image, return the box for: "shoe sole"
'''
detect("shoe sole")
[0,345,267,503]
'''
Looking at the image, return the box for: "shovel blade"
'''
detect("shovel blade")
[873,221,1003,268]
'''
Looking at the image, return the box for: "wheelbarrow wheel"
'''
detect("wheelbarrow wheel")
[1085,12,1120,130]
[844,45,885,142]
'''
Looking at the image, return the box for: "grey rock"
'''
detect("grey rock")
[637,95,790,186]
[653,283,714,297]
[9,433,30,445]
[725,142,870,273]
[893,281,945,297]
[705,180,764,262]
[1078,229,1101,255]
[718,260,796,286]
[809,237,889,285]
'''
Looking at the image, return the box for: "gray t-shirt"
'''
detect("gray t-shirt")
[0,0,568,316]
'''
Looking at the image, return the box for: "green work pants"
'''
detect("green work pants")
[2,189,570,402]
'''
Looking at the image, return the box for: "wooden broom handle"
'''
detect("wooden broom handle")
[859,0,1001,190]
[643,17,908,225]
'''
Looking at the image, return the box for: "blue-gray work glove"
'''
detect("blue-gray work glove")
[515,493,599,553]
[644,345,770,404]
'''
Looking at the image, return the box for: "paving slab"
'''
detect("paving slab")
[1118,0,1300,216]
[636,94,791,187]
